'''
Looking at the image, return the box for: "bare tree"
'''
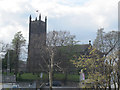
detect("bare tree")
[94,29,118,55]
[93,28,105,53]
[39,30,78,90]
[93,29,119,89]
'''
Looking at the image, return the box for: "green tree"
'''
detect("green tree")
[70,46,106,88]
[12,31,26,75]
[2,50,16,72]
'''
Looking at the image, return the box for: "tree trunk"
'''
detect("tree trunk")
[49,52,54,90]
[108,74,111,90]
[113,81,116,90]
[118,74,120,90]
[15,55,18,76]
[64,71,67,85]
[15,45,19,76]
[49,71,52,90]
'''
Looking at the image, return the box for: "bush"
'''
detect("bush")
[67,74,79,82]
[53,73,65,81]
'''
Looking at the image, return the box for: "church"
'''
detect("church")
[27,14,92,74]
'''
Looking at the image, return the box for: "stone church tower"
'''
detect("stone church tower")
[27,14,47,73]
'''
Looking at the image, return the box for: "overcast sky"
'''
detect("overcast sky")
[0,0,118,45]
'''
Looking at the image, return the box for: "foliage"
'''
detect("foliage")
[104,51,119,89]
[71,46,104,71]
[12,31,26,75]
[2,50,16,71]
[70,46,106,88]
[93,29,119,89]
[12,31,26,50]
[67,74,79,82]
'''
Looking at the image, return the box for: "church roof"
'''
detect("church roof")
[56,44,90,54]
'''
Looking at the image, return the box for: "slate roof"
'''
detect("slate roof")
[56,44,91,54]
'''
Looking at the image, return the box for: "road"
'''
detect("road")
[40,86,81,90]
[1,82,36,89]
[1,83,81,90]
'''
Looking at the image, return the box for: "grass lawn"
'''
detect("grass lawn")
[17,73,80,82]
[17,73,48,82]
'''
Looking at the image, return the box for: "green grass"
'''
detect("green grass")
[53,73,79,82]
[16,73,80,82]
[17,73,48,82]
